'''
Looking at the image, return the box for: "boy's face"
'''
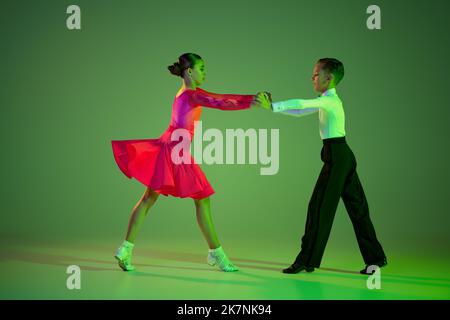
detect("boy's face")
[312,63,331,93]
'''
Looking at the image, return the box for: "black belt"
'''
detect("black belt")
[322,136,346,144]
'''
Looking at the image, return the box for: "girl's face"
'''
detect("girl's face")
[187,60,206,86]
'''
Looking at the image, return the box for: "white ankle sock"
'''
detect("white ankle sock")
[209,246,223,253]
[122,240,134,250]
[208,246,238,271]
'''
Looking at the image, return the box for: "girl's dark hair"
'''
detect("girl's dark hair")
[168,53,203,77]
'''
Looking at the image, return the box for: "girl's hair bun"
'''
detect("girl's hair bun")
[168,62,183,77]
[168,53,202,78]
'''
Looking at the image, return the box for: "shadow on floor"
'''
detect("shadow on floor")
[3,243,450,289]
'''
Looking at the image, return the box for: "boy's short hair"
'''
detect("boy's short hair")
[317,58,345,85]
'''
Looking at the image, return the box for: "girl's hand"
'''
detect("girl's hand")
[250,94,260,108]
[256,92,272,110]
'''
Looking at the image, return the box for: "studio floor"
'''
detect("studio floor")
[1,238,449,300]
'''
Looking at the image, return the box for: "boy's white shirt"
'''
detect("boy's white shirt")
[271,88,346,140]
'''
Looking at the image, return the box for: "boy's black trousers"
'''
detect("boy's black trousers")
[295,137,386,268]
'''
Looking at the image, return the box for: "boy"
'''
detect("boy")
[258,58,387,275]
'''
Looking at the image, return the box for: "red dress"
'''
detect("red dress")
[111,88,254,199]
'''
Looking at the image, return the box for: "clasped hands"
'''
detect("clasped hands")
[252,91,273,110]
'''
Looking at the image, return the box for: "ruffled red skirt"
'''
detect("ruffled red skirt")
[111,129,214,199]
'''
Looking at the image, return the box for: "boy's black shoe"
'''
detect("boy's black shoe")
[360,258,388,275]
[282,262,315,274]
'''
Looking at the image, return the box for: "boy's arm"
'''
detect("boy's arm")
[272,96,331,113]
[277,108,319,117]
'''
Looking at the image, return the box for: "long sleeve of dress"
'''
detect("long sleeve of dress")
[189,88,254,110]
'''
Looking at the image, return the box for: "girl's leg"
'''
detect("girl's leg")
[115,187,159,271]
[194,197,220,249]
[125,187,160,243]
[194,197,239,272]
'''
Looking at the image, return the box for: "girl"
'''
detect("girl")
[111,53,259,272]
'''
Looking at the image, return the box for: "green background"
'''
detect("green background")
[1,0,449,299]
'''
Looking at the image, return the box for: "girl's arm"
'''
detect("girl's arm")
[189,88,255,110]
